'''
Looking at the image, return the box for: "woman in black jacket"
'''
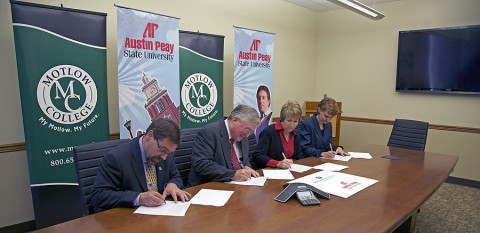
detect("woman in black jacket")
[253,100,304,169]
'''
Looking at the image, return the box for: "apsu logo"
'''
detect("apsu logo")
[37,65,97,125]
[181,73,217,117]
[143,22,158,38]
[250,39,261,51]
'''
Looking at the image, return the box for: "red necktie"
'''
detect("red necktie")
[230,138,242,170]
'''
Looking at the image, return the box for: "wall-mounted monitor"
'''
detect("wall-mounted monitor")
[396,25,480,95]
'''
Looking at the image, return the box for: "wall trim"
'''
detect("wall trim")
[1,116,478,154]
[0,133,121,154]
[342,116,480,134]
[0,220,35,233]
[0,142,25,154]
[446,176,480,189]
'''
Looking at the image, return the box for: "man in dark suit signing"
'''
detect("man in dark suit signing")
[90,119,191,213]
[188,105,261,187]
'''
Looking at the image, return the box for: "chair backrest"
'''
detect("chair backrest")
[387,119,429,151]
[73,139,130,216]
[173,128,201,187]
[247,134,258,169]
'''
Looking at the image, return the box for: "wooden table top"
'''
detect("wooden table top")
[34,145,458,233]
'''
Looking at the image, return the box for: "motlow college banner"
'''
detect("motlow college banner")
[11,1,109,228]
[179,31,224,128]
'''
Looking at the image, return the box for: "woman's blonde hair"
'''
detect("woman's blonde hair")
[280,100,302,121]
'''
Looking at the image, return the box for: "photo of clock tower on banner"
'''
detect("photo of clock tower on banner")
[233,27,274,141]
[117,6,180,138]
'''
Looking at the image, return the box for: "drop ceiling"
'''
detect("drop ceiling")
[283,0,398,12]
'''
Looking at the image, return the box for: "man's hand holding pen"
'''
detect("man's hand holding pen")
[139,190,166,207]
[232,166,259,181]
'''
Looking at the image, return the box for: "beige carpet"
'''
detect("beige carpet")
[415,183,480,233]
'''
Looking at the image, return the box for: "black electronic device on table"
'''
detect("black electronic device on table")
[296,186,321,206]
[274,182,330,205]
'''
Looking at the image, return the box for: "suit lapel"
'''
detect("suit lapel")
[131,137,148,192]
[155,161,165,192]
[219,119,233,169]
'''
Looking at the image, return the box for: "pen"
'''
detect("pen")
[329,143,333,152]
[282,152,291,169]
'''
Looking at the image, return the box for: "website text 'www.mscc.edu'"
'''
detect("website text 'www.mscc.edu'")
[44,146,74,155]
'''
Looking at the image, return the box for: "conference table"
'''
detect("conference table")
[34,145,458,233]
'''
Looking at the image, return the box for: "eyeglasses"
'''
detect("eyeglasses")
[244,127,253,136]
[156,139,173,156]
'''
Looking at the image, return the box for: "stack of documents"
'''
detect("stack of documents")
[189,189,234,207]
[288,171,378,198]
[289,164,312,173]
[228,176,268,186]
[348,152,373,159]
[326,155,352,162]
[134,201,191,216]
[323,152,373,161]
[263,169,294,180]
[313,162,349,171]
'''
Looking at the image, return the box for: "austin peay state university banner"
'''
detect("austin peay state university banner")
[179,31,224,128]
[117,6,180,137]
[10,1,109,228]
[233,26,274,141]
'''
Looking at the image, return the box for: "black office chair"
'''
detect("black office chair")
[247,134,258,170]
[73,139,130,216]
[387,119,429,151]
[173,128,201,187]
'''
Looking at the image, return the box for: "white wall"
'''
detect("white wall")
[316,0,480,181]
[0,0,318,228]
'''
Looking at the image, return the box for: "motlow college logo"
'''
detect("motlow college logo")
[181,73,217,118]
[37,65,97,125]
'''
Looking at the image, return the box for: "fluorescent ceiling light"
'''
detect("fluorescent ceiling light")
[327,0,385,20]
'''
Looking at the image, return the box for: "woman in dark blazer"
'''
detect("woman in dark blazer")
[298,97,348,159]
[253,100,304,169]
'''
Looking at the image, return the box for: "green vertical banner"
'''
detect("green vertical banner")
[10,1,109,228]
[179,31,224,128]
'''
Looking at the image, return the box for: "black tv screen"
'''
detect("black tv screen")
[396,25,480,94]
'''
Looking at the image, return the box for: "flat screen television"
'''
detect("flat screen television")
[396,25,480,94]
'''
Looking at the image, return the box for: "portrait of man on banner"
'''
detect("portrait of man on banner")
[233,26,274,143]
[255,85,272,141]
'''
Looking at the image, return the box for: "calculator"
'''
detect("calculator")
[296,188,321,206]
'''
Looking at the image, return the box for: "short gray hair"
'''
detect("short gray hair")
[227,104,261,126]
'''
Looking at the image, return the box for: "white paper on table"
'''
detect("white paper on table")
[348,152,373,159]
[313,162,349,171]
[288,171,378,198]
[262,169,295,180]
[227,176,267,186]
[189,189,234,207]
[134,201,191,216]
[323,155,352,162]
[289,164,312,173]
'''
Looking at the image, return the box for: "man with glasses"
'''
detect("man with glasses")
[188,105,261,187]
[90,119,191,213]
